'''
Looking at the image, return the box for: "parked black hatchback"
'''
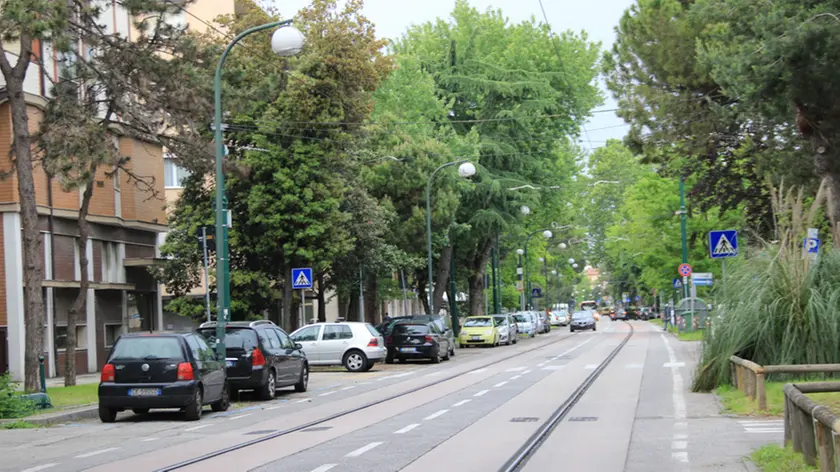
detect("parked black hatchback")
[386,322,452,364]
[98,332,229,423]
[197,320,309,400]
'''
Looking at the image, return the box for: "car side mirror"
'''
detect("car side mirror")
[294,343,303,350]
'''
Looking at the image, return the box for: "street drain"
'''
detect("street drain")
[510,417,539,423]
[569,416,598,422]
[245,430,277,435]
[302,426,333,432]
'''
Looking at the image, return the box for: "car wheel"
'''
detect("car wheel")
[343,350,368,372]
[99,405,117,423]
[450,346,456,357]
[183,388,203,421]
[132,408,150,415]
[570,327,575,333]
[442,347,451,361]
[294,364,309,392]
[259,369,277,400]
[211,384,230,412]
[431,349,441,364]
[512,336,518,344]
[362,360,374,372]
[593,325,597,331]
[385,355,394,364]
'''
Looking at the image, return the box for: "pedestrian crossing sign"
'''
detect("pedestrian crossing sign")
[292,268,313,289]
[709,230,738,259]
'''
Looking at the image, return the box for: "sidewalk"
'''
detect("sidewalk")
[45,373,100,388]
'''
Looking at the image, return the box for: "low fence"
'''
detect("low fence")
[784,382,840,470]
[729,356,840,411]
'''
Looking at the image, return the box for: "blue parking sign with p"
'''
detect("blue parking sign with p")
[805,238,820,254]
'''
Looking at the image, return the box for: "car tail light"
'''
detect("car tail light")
[101,364,115,382]
[424,335,434,343]
[251,348,266,367]
[367,337,379,347]
[177,362,194,381]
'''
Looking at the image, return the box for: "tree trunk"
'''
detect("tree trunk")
[364,273,378,324]
[814,150,840,247]
[467,238,493,316]
[417,278,429,314]
[432,245,452,315]
[282,279,293,332]
[0,41,46,392]
[316,272,327,322]
[64,170,96,386]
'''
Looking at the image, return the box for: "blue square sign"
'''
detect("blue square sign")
[709,230,738,259]
[292,268,313,289]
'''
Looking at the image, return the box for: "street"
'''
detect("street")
[1,321,779,472]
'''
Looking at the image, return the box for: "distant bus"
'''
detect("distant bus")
[580,300,598,311]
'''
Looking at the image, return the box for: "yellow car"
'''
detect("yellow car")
[458,316,499,347]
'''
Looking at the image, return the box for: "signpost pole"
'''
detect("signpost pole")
[722,259,726,300]
[299,289,305,327]
[201,226,211,323]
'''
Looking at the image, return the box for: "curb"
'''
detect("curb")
[741,456,760,471]
[1,404,98,426]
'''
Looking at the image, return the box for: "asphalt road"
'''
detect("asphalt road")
[2,320,781,472]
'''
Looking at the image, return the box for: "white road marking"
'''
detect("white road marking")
[296,398,310,403]
[266,405,284,411]
[505,367,527,372]
[75,448,119,459]
[310,464,337,472]
[537,362,547,367]
[452,399,471,407]
[522,369,532,375]
[185,424,212,432]
[663,334,690,469]
[745,428,784,433]
[230,413,252,420]
[672,452,689,463]
[510,375,521,380]
[358,382,371,385]
[468,368,488,375]
[319,391,336,397]
[424,371,443,377]
[541,366,563,371]
[625,363,644,369]
[584,364,599,369]
[424,409,449,420]
[345,442,383,457]
[493,381,508,388]
[341,386,356,391]
[741,421,784,433]
[21,464,58,472]
[674,433,688,440]
[394,424,420,434]
[141,437,159,442]
[474,390,489,397]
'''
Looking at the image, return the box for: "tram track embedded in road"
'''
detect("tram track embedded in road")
[498,321,635,472]
[155,330,583,472]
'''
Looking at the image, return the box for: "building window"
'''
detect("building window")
[104,324,122,348]
[164,156,191,188]
[101,241,119,283]
[55,325,88,350]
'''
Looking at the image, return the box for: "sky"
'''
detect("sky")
[269,0,635,150]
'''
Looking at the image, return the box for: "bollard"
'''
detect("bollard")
[784,396,793,447]
[815,417,834,471]
[39,355,46,394]
[756,372,767,411]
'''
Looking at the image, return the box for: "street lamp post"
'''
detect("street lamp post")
[213,20,305,359]
[425,159,475,316]
[525,229,553,309]
[516,249,525,311]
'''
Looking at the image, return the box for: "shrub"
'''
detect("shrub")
[0,374,33,419]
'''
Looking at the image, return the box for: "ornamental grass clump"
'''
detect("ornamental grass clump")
[693,183,840,391]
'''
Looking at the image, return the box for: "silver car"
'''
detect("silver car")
[512,312,536,337]
[290,322,386,372]
[491,314,518,345]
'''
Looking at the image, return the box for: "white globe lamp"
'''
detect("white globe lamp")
[271,26,306,57]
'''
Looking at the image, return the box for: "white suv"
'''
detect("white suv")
[290,322,386,372]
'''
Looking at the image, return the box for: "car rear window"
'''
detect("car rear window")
[393,324,429,335]
[110,337,184,361]
[197,328,259,350]
[365,324,380,337]
[513,315,528,322]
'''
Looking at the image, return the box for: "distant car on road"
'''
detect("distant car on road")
[197,320,309,400]
[513,312,536,337]
[570,311,597,332]
[98,332,229,423]
[458,316,500,347]
[385,321,452,364]
[492,314,518,345]
[290,322,385,372]
[550,310,570,327]
[615,309,628,321]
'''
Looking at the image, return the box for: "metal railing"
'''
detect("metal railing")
[730,356,840,411]
[784,382,840,470]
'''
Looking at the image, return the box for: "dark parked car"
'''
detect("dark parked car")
[615,309,629,321]
[570,311,597,332]
[197,320,309,400]
[385,322,452,363]
[378,315,456,359]
[98,332,229,422]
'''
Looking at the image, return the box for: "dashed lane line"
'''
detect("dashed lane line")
[394,424,419,434]
[345,442,383,458]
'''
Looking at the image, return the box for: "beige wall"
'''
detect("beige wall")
[186,0,236,35]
